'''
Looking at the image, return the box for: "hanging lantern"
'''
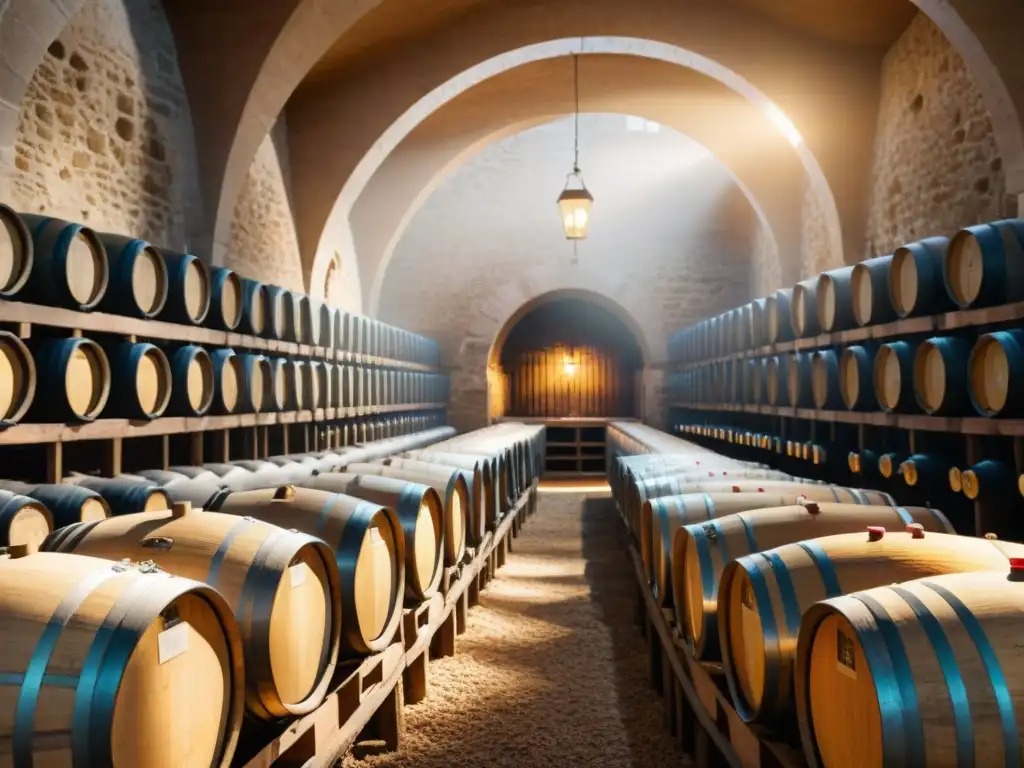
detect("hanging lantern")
[557,51,593,241]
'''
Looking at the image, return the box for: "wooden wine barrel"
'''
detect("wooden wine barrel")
[166,344,214,417]
[873,340,918,413]
[72,477,171,516]
[961,459,1015,501]
[851,255,897,327]
[897,453,949,488]
[104,341,172,419]
[239,277,267,336]
[232,459,314,487]
[210,485,405,655]
[0,489,52,550]
[765,355,788,406]
[817,266,856,332]
[207,267,243,331]
[0,203,32,298]
[890,236,955,318]
[968,329,1023,416]
[303,473,443,602]
[96,233,169,318]
[18,214,108,310]
[289,292,308,344]
[787,351,814,408]
[344,462,467,566]
[722,529,1019,727]
[404,450,497,529]
[28,337,110,422]
[676,503,952,662]
[796,569,1024,768]
[209,348,242,415]
[0,550,245,767]
[158,249,211,325]
[235,352,268,413]
[264,357,288,412]
[385,457,485,544]
[264,286,294,341]
[0,331,35,425]
[129,469,226,509]
[0,480,109,528]
[913,335,972,415]
[43,507,341,720]
[944,218,1024,308]
[176,464,256,493]
[765,289,795,343]
[838,344,874,411]
[811,349,843,410]
[791,278,822,338]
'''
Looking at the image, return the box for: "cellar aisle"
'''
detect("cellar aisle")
[343,485,683,767]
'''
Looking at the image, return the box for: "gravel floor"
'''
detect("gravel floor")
[343,488,685,767]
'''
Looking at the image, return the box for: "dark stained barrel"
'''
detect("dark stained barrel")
[157,249,210,325]
[167,344,214,417]
[787,351,814,408]
[913,334,972,415]
[765,355,789,406]
[103,341,172,419]
[873,339,918,413]
[237,352,270,413]
[95,233,169,319]
[265,357,289,412]
[765,289,795,343]
[209,348,242,415]
[890,236,955,318]
[207,267,243,331]
[72,476,171,516]
[961,459,1015,500]
[851,255,896,327]
[811,348,843,410]
[239,278,267,336]
[898,453,948,487]
[264,286,293,341]
[749,298,769,348]
[0,480,109,527]
[816,266,856,333]
[839,344,875,410]
[944,218,1024,308]
[0,203,33,298]
[129,469,226,509]
[969,329,1024,416]
[0,489,51,550]
[291,291,309,344]
[791,278,821,338]
[18,214,108,310]
[0,331,35,425]
[28,337,110,422]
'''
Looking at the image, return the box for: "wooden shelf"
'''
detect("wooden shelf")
[0,300,439,372]
[669,299,1024,372]
[0,402,448,445]
[669,401,1024,437]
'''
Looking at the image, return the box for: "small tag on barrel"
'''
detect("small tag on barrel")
[158,621,190,664]
[290,562,309,588]
[837,628,857,679]
[741,580,754,611]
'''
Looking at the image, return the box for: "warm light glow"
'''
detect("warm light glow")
[563,356,577,376]
[557,187,593,239]
[762,102,804,148]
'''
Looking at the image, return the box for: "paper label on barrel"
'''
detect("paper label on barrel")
[741,580,755,611]
[368,526,384,545]
[837,628,857,679]
[158,621,190,664]
[290,562,309,588]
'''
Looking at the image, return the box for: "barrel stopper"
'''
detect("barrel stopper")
[5,544,31,559]
[732,485,741,492]
[171,501,192,518]
[867,526,885,542]
[800,500,821,515]
[905,523,925,539]
[273,484,296,500]
[985,532,999,540]
[1010,558,1024,574]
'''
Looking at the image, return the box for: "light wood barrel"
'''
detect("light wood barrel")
[897,453,949,488]
[0,331,36,424]
[766,355,788,406]
[302,473,443,603]
[176,464,257,493]
[0,480,109,528]
[0,203,32,298]
[0,489,51,551]
[811,349,843,410]
[345,462,467,566]
[210,485,404,655]
[873,340,918,413]
[104,341,172,419]
[207,267,243,331]
[43,508,341,720]
[158,249,211,325]
[817,266,856,332]
[796,569,1024,768]
[913,335,972,415]
[891,237,955,318]
[209,348,242,415]
[239,278,267,336]
[0,550,245,767]
[944,218,1024,308]
[968,329,1023,416]
[96,233,169,319]
[385,457,485,545]
[851,255,896,327]
[404,450,496,531]
[765,289,795,343]
[72,477,171,516]
[130,469,226,509]
[18,214,108,310]
[29,337,110,422]
[673,499,928,658]
[791,278,822,338]
[839,344,875,410]
[167,344,214,417]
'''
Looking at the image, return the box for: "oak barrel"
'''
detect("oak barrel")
[944,218,1024,308]
[237,352,270,413]
[43,508,341,720]
[961,459,1016,501]
[264,286,293,342]
[817,266,856,332]
[0,489,51,551]
[968,329,1023,416]
[207,267,243,332]
[28,337,110,422]
[0,481,108,528]
[209,348,242,415]
[0,203,32,298]
[766,355,788,406]
[18,214,108,310]
[239,277,267,336]
[158,249,211,325]
[0,331,35,424]
[913,335,972,415]
[839,344,876,410]
[129,469,226,509]
[72,477,171,516]
[873,340,918,413]
[791,278,822,338]
[95,233,169,319]
[104,341,172,420]
[811,349,843,410]
[404,450,496,530]
[795,569,1024,768]
[209,485,404,655]
[765,289,795,343]
[385,457,485,545]
[166,344,214,417]
[890,236,955,318]
[851,255,896,326]
[723,529,1019,727]
[0,550,245,767]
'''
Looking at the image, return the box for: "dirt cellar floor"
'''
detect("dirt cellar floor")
[343,486,684,768]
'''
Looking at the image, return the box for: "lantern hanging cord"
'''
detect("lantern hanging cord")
[573,50,580,173]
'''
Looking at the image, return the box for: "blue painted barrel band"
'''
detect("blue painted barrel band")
[727,553,781,721]
[702,494,716,520]
[686,524,716,604]
[315,493,341,535]
[737,515,758,553]
[0,494,33,532]
[397,482,426,521]
[762,551,802,637]
[709,520,730,565]
[890,586,973,767]
[922,580,1020,768]
[848,592,922,766]
[850,488,868,505]
[13,565,121,767]
[206,516,256,587]
[796,541,842,598]
[894,507,913,526]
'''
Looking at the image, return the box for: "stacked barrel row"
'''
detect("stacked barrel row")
[609,421,1024,768]
[0,422,540,767]
[668,216,1024,364]
[0,203,439,366]
[0,331,449,425]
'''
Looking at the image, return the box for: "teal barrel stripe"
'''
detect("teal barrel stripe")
[702,494,716,521]
[763,551,802,637]
[709,520,730,565]
[206,516,256,587]
[315,493,341,535]
[923,580,1020,768]
[686,524,716,610]
[890,586,973,767]
[894,507,913,526]
[828,485,840,502]
[850,592,923,766]
[12,566,122,767]
[736,514,758,553]
[796,541,842,597]
[729,553,780,722]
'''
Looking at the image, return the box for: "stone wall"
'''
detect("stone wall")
[800,179,840,277]
[377,115,756,431]
[865,12,1014,256]
[751,223,782,299]
[7,0,203,251]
